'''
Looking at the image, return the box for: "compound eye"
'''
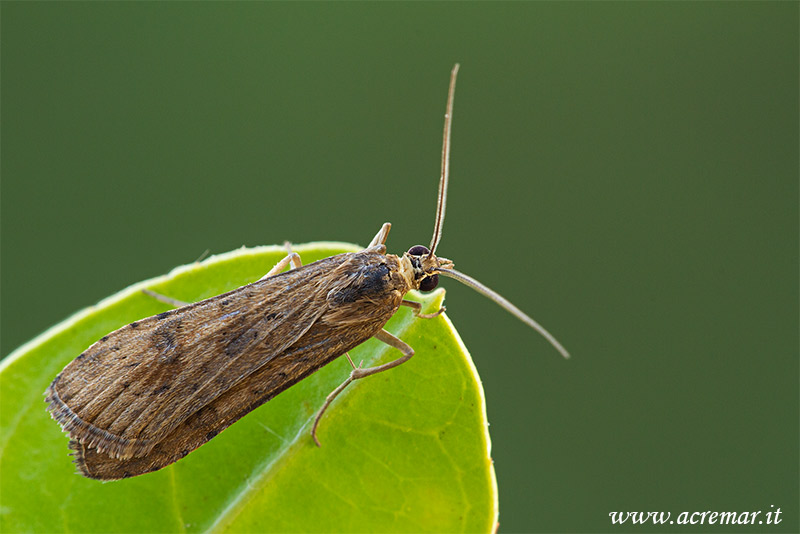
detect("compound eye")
[419,274,439,292]
[407,245,430,256]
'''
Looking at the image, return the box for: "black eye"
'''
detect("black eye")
[419,274,439,292]
[407,245,430,256]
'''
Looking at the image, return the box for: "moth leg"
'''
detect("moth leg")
[311,328,414,447]
[141,289,190,308]
[258,251,302,281]
[194,249,211,263]
[401,299,446,319]
[367,222,391,248]
[142,249,303,306]
[282,242,303,270]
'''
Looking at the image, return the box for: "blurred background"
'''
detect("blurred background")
[2,3,797,532]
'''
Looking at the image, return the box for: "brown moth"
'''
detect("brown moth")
[45,64,569,481]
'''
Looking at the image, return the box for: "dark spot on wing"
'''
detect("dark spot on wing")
[129,321,139,329]
[224,327,259,357]
[152,318,182,362]
[330,263,391,304]
[152,384,171,395]
[157,311,171,320]
[154,330,176,351]
[359,264,391,296]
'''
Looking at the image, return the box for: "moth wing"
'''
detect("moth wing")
[46,254,355,460]
[68,252,407,480]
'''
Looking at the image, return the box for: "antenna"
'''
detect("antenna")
[435,267,571,359]
[424,64,570,359]
[428,63,460,257]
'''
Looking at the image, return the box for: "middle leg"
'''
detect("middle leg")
[258,246,303,280]
[311,328,414,446]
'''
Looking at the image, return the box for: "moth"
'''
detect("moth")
[45,64,569,480]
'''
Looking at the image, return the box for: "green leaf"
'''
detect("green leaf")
[0,243,498,533]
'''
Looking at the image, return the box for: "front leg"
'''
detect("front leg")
[400,299,446,319]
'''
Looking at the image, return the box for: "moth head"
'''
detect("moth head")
[403,245,454,292]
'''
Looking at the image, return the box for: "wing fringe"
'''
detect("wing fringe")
[45,379,154,460]
[67,439,97,479]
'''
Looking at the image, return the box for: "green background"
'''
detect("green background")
[2,2,797,533]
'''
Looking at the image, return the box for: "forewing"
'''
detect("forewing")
[45,255,352,460]
[71,285,401,480]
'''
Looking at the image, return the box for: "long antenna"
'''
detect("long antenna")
[428,63,460,257]
[434,267,571,359]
